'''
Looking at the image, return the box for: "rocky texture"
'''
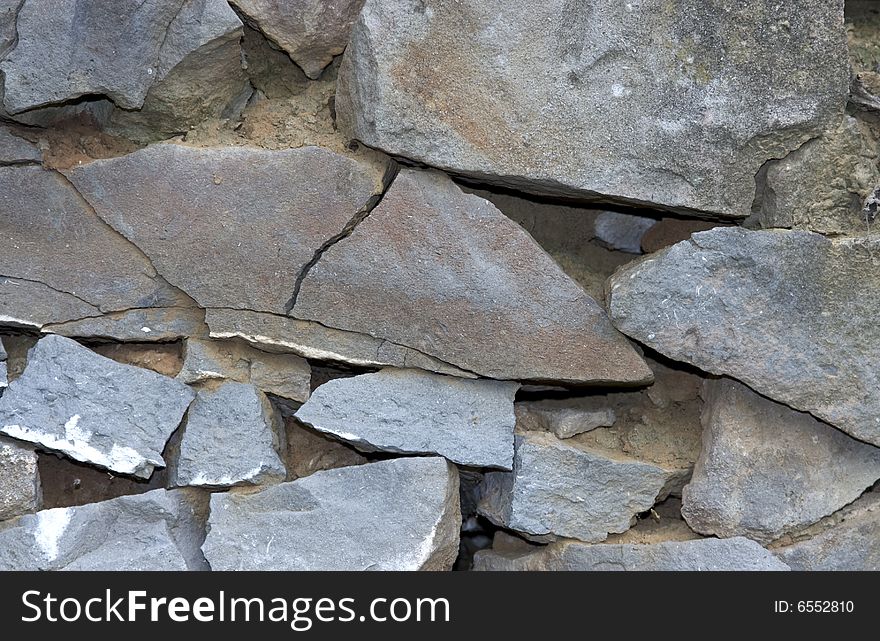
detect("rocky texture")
[594,212,656,254]
[337,0,849,217]
[607,227,880,446]
[772,492,880,571]
[640,219,718,254]
[294,168,651,384]
[230,0,363,79]
[45,307,208,342]
[66,144,390,314]
[0,488,209,570]
[0,126,41,164]
[283,419,368,480]
[0,335,194,478]
[0,437,40,520]
[0,336,6,389]
[478,431,685,542]
[517,400,615,439]
[473,536,789,571]
[38,453,164,509]
[295,368,518,469]
[178,338,310,403]
[203,457,460,570]
[92,342,183,378]
[682,379,880,544]
[0,0,18,59]
[172,382,286,488]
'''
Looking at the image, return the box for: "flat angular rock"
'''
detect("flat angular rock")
[294,168,651,384]
[295,368,518,469]
[66,144,389,314]
[45,307,209,342]
[0,126,41,163]
[0,488,209,570]
[594,212,656,254]
[478,431,683,542]
[773,492,880,571]
[0,335,194,478]
[1,0,185,113]
[608,228,880,445]
[0,437,40,520]
[474,537,789,571]
[172,382,286,488]
[178,338,311,403]
[682,379,880,544]
[337,0,848,217]
[231,0,364,79]
[517,400,615,439]
[203,457,460,570]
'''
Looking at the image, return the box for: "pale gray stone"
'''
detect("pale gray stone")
[0,0,20,60]
[594,211,656,254]
[517,400,616,439]
[0,437,40,520]
[45,307,209,342]
[0,126,41,163]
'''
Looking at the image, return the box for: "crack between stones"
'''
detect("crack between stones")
[0,273,101,310]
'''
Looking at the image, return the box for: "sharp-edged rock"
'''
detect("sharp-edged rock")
[0,334,194,478]
[295,368,518,469]
[0,126,41,164]
[682,379,880,544]
[171,382,286,488]
[202,457,460,570]
[293,168,651,385]
[0,437,40,520]
[607,227,880,445]
[516,400,615,439]
[45,307,209,342]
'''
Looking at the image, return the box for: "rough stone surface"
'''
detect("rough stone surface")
[608,227,880,446]
[92,342,183,377]
[284,418,368,480]
[203,457,460,570]
[594,212,656,254]
[230,0,364,79]
[517,400,615,439]
[0,437,40,520]
[0,0,19,59]
[45,307,208,342]
[682,379,880,544]
[337,0,849,217]
[178,338,311,402]
[0,335,195,478]
[295,368,518,469]
[172,382,286,488]
[478,431,683,542]
[0,488,209,570]
[772,492,880,571]
[0,126,41,163]
[294,168,651,384]
[66,144,389,314]
[474,536,789,571]
[640,218,718,253]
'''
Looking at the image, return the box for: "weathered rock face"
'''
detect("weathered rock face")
[295,368,518,469]
[773,492,880,571]
[66,144,389,314]
[230,0,364,79]
[172,382,286,488]
[283,418,368,480]
[0,0,19,59]
[0,437,40,520]
[203,457,460,570]
[478,431,683,542]
[473,536,789,571]
[337,0,849,217]
[46,307,208,342]
[0,126,41,163]
[607,228,880,446]
[0,335,194,478]
[594,212,656,254]
[0,488,209,570]
[294,168,651,384]
[682,379,880,544]
[516,400,615,440]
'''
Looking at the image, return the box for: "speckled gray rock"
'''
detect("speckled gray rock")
[478,431,683,542]
[683,379,880,544]
[474,536,789,571]
[66,144,389,314]
[0,488,209,570]
[0,437,40,520]
[517,400,616,439]
[294,168,651,385]
[45,307,209,342]
[0,335,195,478]
[202,457,460,570]
[0,0,20,59]
[337,0,848,217]
[608,228,880,445]
[295,368,518,469]
[172,382,286,488]
[230,0,364,79]
[773,492,880,571]
[178,338,311,403]
[0,126,41,164]
[594,212,656,254]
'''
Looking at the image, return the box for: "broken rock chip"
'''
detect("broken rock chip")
[608,227,880,446]
[473,537,789,571]
[203,457,460,570]
[594,212,656,254]
[682,379,880,544]
[337,0,848,217]
[66,144,389,313]
[230,0,364,79]
[0,437,40,521]
[172,382,286,488]
[294,168,651,385]
[0,335,195,478]
[45,307,209,342]
[0,126,41,163]
[516,400,616,439]
[0,488,209,570]
[478,431,683,542]
[295,368,518,469]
